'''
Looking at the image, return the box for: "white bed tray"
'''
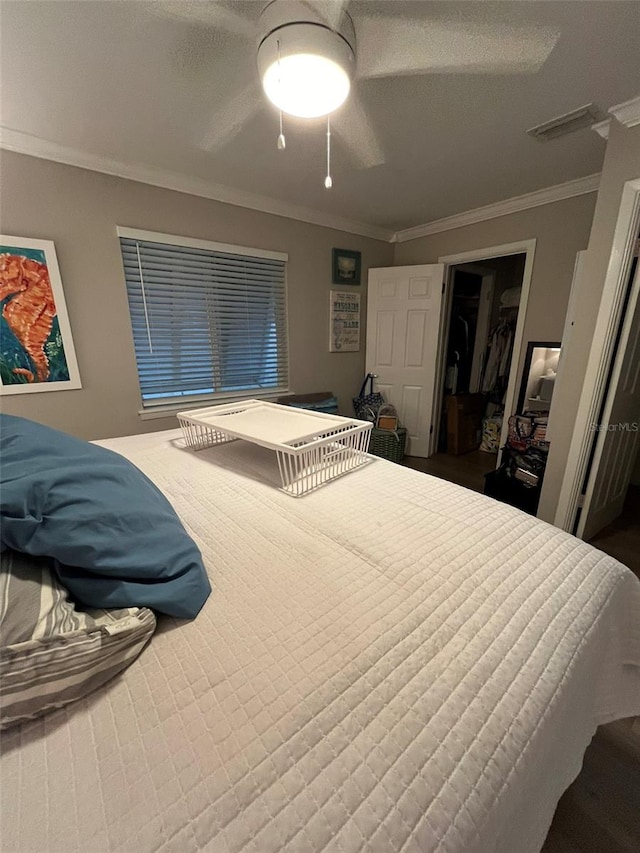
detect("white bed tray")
[178,400,372,496]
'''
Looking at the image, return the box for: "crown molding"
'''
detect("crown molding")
[592,118,611,140]
[392,173,601,243]
[608,95,640,129]
[592,96,640,140]
[0,126,611,246]
[0,127,394,243]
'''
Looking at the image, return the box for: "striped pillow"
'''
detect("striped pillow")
[0,550,156,730]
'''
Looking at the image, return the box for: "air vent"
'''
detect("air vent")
[527,103,605,142]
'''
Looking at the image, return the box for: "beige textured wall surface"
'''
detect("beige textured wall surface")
[538,121,640,522]
[0,151,393,439]
[393,193,598,392]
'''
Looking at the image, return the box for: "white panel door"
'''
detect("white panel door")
[578,260,640,540]
[366,264,445,457]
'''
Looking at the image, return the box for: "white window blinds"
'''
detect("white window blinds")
[119,233,288,407]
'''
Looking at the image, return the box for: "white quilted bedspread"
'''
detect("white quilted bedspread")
[2,430,639,853]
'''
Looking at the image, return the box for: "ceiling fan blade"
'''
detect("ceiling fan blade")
[151,1,255,38]
[300,0,349,31]
[356,18,560,78]
[331,97,384,169]
[200,86,263,152]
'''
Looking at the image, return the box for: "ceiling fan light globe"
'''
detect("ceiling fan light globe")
[262,54,350,118]
[257,19,355,119]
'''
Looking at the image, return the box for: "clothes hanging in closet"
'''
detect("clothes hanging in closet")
[481,320,515,395]
[446,314,474,394]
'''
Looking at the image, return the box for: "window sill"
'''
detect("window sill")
[138,390,291,421]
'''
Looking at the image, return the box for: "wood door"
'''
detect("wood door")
[366,264,445,457]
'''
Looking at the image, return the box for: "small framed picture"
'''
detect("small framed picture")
[332,248,361,285]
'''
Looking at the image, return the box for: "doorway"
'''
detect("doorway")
[365,241,534,485]
[440,264,495,400]
[578,248,639,538]
[555,178,640,543]
[576,234,640,576]
[403,249,530,493]
[586,389,640,581]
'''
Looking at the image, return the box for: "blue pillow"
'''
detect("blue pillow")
[0,415,210,619]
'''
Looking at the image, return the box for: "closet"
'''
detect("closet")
[444,271,482,396]
[439,255,525,457]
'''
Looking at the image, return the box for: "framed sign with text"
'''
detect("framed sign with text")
[329,290,360,352]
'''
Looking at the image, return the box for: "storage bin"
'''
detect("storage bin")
[446,393,484,455]
[368,427,407,463]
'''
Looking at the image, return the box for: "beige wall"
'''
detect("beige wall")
[0,151,393,439]
[0,147,609,519]
[393,194,598,396]
[538,121,640,522]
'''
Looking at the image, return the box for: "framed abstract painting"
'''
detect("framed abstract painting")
[0,236,81,394]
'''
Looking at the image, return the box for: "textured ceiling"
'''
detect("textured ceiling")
[1,1,639,232]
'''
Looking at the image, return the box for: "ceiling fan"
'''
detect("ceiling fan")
[152,1,560,185]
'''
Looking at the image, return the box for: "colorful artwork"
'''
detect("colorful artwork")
[0,236,81,394]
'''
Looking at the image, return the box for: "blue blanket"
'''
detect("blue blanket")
[0,415,210,619]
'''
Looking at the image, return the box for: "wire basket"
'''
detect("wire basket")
[178,401,372,496]
[276,427,372,496]
[368,427,407,464]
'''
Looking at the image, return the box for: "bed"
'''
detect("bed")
[1,427,639,853]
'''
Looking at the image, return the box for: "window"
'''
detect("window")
[118,228,288,409]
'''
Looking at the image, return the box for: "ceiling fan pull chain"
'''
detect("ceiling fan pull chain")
[324,114,333,189]
[276,40,286,150]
